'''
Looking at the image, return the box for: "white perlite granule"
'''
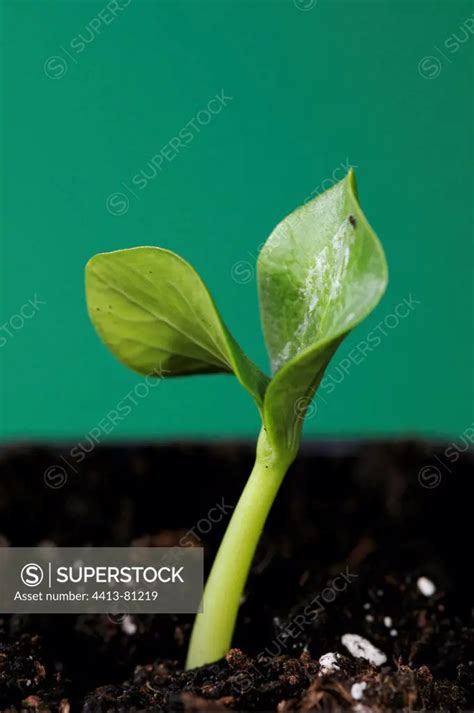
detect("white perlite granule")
[121,615,137,635]
[318,652,341,673]
[341,634,387,666]
[417,576,436,597]
[351,681,367,700]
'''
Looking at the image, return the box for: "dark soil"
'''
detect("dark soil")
[0,439,472,711]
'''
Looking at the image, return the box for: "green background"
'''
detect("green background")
[1,0,473,442]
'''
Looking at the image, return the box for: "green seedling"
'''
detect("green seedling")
[85,170,388,670]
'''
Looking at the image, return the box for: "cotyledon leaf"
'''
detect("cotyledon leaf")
[258,169,388,460]
[86,247,269,408]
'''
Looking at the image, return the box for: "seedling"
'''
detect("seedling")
[85,170,388,670]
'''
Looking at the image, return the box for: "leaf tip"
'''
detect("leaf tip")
[346,166,359,199]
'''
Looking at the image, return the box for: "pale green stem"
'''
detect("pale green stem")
[185,426,292,670]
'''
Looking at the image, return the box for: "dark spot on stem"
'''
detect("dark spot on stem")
[349,215,356,228]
